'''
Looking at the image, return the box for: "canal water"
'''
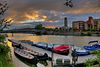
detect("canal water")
[7,33,100,67]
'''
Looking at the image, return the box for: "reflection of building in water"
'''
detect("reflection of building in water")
[72,16,100,31]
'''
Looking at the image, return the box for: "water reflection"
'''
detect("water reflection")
[7,33,100,46]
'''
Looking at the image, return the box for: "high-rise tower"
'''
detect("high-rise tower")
[64,17,67,27]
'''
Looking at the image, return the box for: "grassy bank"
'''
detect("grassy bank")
[0,35,14,67]
[84,50,100,67]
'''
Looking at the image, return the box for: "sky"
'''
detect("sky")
[1,0,100,27]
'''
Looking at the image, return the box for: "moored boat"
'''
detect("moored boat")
[83,40,100,51]
[9,39,52,61]
[9,39,71,55]
[52,45,71,55]
[14,48,38,64]
[73,46,90,56]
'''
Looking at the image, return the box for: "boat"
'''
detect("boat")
[52,45,70,55]
[36,42,54,51]
[9,39,70,55]
[20,40,33,45]
[83,40,100,51]
[72,46,90,56]
[19,40,52,50]
[35,42,48,49]
[8,39,52,61]
[22,46,52,61]
[14,48,38,64]
[19,40,57,51]
[21,40,70,55]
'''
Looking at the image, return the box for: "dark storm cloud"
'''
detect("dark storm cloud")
[4,0,100,22]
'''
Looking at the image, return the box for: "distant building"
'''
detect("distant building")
[94,19,100,30]
[72,21,87,31]
[86,16,94,30]
[64,17,68,27]
[63,17,68,31]
[72,16,100,31]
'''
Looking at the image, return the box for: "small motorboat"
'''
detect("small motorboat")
[34,42,54,51]
[52,45,71,55]
[35,42,48,49]
[72,46,90,56]
[47,44,54,51]
[20,40,33,45]
[84,40,100,51]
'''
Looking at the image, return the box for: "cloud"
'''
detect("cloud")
[3,0,100,23]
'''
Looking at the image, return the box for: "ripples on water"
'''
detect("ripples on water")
[7,33,100,46]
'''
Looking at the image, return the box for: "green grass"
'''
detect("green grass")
[85,50,100,67]
[0,44,14,67]
[0,52,14,67]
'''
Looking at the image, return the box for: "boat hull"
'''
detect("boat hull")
[14,51,38,64]
[76,52,90,56]
[53,49,69,55]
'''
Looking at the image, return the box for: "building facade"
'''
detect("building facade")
[72,21,86,31]
[72,17,100,31]
[94,19,100,31]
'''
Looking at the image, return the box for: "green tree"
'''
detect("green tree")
[35,24,45,30]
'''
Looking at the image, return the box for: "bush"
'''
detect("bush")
[85,50,100,67]
[90,50,100,54]
[0,45,10,54]
[0,35,5,42]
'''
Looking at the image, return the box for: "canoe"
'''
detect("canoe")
[52,45,70,55]
[73,46,90,56]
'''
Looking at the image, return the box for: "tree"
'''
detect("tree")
[34,24,45,30]
[0,1,11,31]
